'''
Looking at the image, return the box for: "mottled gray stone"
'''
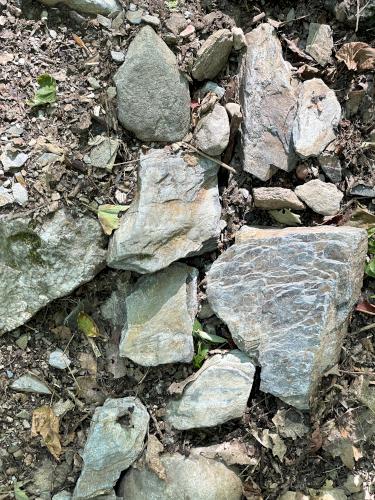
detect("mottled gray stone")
[295,179,343,215]
[253,187,305,210]
[292,78,341,158]
[119,452,243,500]
[107,149,220,274]
[120,263,198,366]
[318,151,342,183]
[39,0,120,15]
[0,210,106,335]
[73,398,149,500]
[52,492,72,500]
[114,26,190,142]
[239,23,299,180]
[48,351,71,370]
[232,26,246,50]
[192,29,233,81]
[166,350,255,429]
[11,374,51,394]
[206,226,367,409]
[306,23,333,66]
[194,104,230,156]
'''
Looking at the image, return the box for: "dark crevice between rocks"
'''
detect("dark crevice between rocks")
[249,365,262,403]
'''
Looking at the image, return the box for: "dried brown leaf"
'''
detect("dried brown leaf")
[145,435,166,481]
[336,42,375,71]
[356,301,375,316]
[31,406,62,460]
[78,352,97,376]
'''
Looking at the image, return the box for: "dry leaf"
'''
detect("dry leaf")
[356,300,375,316]
[77,312,100,337]
[31,406,62,460]
[97,204,129,235]
[78,352,97,376]
[72,33,86,48]
[336,42,375,71]
[145,435,166,480]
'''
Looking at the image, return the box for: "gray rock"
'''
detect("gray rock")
[107,149,220,274]
[12,183,28,206]
[306,23,333,66]
[292,78,341,158]
[194,104,230,156]
[0,186,14,207]
[192,29,233,81]
[120,263,198,366]
[231,26,246,50]
[349,184,375,198]
[253,187,305,210]
[110,50,125,63]
[166,350,255,429]
[239,23,299,180]
[295,179,343,215]
[73,397,149,499]
[1,145,28,172]
[39,0,121,15]
[11,374,51,394]
[200,81,225,99]
[52,491,72,500]
[119,452,243,500]
[48,350,71,370]
[225,102,241,119]
[115,26,190,142]
[0,209,106,335]
[126,9,143,24]
[89,136,119,171]
[141,14,160,27]
[318,151,342,183]
[206,226,367,409]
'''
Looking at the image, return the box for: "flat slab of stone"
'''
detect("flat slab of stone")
[39,0,120,15]
[120,263,198,366]
[253,187,305,210]
[10,374,51,395]
[206,226,367,409]
[73,397,149,499]
[107,149,221,274]
[192,29,233,81]
[239,23,299,180]
[115,26,190,142]
[0,210,106,335]
[166,350,255,429]
[295,179,343,215]
[306,23,333,66]
[194,103,230,156]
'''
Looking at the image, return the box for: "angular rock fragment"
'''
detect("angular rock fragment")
[206,226,367,409]
[115,26,190,142]
[10,374,51,395]
[39,0,121,15]
[192,29,233,81]
[292,78,341,158]
[232,26,246,50]
[194,104,230,156]
[295,179,343,215]
[73,398,149,499]
[306,23,333,66]
[0,210,106,335]
[318,151,342,183]
[120,263,198,366]
[239,23,299,180]
[119,452,243,500]
[253,187,305,210]
[107,149,221,274]
[166,350,255,429]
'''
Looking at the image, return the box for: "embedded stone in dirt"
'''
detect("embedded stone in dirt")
[192,29,233,81]
[0,210,106,336]
[107,149,221,274]
[73,397,149,499]
[194,103,230,156]
[166,350,255,429]
[253,187,305,210]
[318,151,342,183]
[114,26,190,142]
[305,23,333,66]
[10,374,51,395]
[239,23,299,181]
[120,263,198,366]
[39,0,121,15]
[206,226,367,409]
[295,179,343,215]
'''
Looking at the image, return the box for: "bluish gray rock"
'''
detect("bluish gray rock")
[39,0,121,15]
[10,374,51,395]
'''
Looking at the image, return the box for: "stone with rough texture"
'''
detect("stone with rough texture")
[114,26,190,142]
[292,78,341,158]
[318,151,342,183]
[240,23,299,180]
[306,23,333,66]
[73,397,149,499]
[39,0,120,15]
[166,350,255,429]
[10,374,51,395]
[192,29,233,81]
[107,149,220,274]
[119,452,243,500]
[194,104,230,156]
[49,351,71,370]
[120,263,198,366]
[206,226,367,409]
[232,26,246,50]
[0,210,106,335]
[253,187,305,210]
[295,179,343,215]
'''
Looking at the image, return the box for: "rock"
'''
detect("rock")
[349,184,375,198]
[126,9,143,24]
[192,29,233,81]
[292,79,341,158]
[253,187,305,210]
[119,452,243,500]
[166,350,255,429]
[12,183,28,206]
[295,179,343,215]
[48,350,71,370]
[232,26,246,50]
[73,397,149,499]
[206,226,367,409]
[1,145,28,172]
[318,151,342,183]
[239,23,299,180]
[107,149,220,273]
[306,23,333,66]
[114,26,190,142]
[52,492,72,500]
[110,50,125,63]
[39,0,121,15]
[190,441,253,466]
[200,81,225,99]
[120,263,198,366]
[0,209,106,335]
[89,136,119,170]
[334,0,375,28]
[165,12,188,34]
[141,14,160,27]
[343,474,363,494]
[279,493,309,500]
[194,104,230,156]
[0,186,14,207]
[10,374,51,394]
[225,102,242,119]
[179,24,195,38]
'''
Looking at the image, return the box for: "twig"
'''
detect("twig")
[356,0,360,32]
[112,158,140,166]
[181,142,237,174]
[251,12,266,24]
[351,322,375,335]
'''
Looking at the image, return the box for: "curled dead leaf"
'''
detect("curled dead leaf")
[336,42,375,71]
[77,312,100,337]
[31,406,62,460]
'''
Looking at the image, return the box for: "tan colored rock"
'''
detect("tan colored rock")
[192,29,233,81]
[194,103,230,156]
[295,179,343,215]
[306,23,333,66]
[253,187,305,210]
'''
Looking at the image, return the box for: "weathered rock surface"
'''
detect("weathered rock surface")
[240,23,299,180]
[49,351,71,370]
[206,226,367,409]
[10,374,51,395]
[232,26,246,50]
[192,29,233,81]
[295,179,343,215]
[119,452,243,500]
[73,397,149,499]
[166,350,255,429]
[194,104,230,156]
[39,0,120,15]
[115,26,190,142]
[306,23,333,66]
[292,78,341,158]
[318,151,342,183]
[120,263,198,366]
[0,210,106,335]
[253,187,305,210]
[107,149,221,274]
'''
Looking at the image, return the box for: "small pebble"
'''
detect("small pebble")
[111,50,125,63]
[141,14,160,27]
[48,350,71,370]
[12,183,28,206]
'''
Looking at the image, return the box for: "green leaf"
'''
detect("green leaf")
[193,342,209,369]
[97,204,129,235]
[346,206,375,229]
[14,483,29,500]
[27,74,57,107]
[165,0,178,9]
[365,258,375,278]
[194,329,227,344]
[269,209,302,226]
[77,312,100,338]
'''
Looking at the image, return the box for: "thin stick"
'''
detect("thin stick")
[181,142,237,174]
[112,158,140,166]
[351,322,375,335]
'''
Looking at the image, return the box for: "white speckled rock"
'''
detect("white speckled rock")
[253,187,305,210]
[39,0,120,15]
[192,29,233,81]
[295,179,343,215]
[194,104,230,156]
[10,374,51,395]
[306,23,333,66]
[48,351,71,370]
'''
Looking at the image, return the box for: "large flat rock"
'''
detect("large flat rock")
[107,149,221,274]
[39,0,120,15]
[206,226,367,409]
[0,210,106,335]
